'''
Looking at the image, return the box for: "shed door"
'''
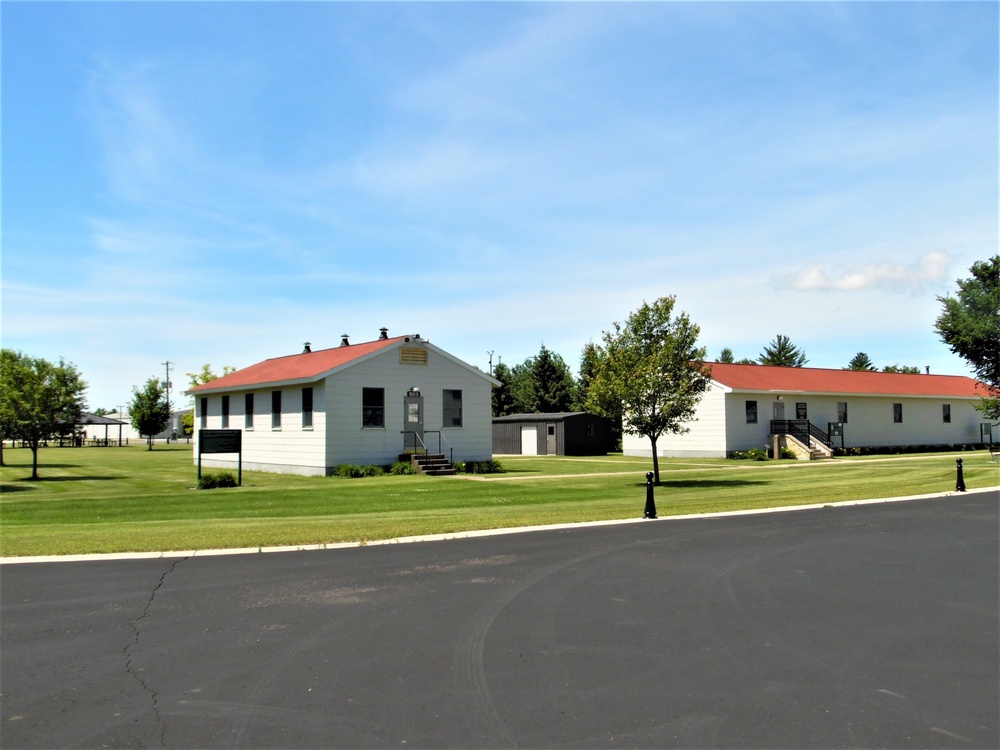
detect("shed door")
[546,424,556,455]
[520,426,538,455]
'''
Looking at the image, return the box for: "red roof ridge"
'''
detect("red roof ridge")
[188,334,412,393]
[704,362,985,398]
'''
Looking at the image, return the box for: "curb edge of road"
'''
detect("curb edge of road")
[3,486,997,565]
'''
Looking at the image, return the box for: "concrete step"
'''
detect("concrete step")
[405,453,456,476]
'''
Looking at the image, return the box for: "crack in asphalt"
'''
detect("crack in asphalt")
[124,557,188,748]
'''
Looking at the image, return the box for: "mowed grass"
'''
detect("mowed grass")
[1,443,998,557]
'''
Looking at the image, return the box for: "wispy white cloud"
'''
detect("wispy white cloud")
[778,250,953,294]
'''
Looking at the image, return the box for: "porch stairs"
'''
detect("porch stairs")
[781,433,834,461]
[400,452,457,476]
[770,419,834,461]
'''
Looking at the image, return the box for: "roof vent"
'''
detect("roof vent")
[379,327,389,340]
[925,365,930,375]
[340,334,350,347]
[303,342,312,354]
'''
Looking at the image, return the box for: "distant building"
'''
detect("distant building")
[81,410,190,444]
[493,412,615,456]
[188,332,499,476]
[623,363,991,459]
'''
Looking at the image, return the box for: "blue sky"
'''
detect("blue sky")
[3,2,997,410]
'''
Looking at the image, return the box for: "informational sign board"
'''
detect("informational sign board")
[198,429,242,485]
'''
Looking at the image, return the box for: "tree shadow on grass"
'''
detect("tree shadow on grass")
[13,475,121,483]
[0,484,35,493]
[2,463,82,470]
[633,478,767,489]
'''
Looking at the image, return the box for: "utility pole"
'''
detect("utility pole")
[487,350,495,376]
[162,361,174,443]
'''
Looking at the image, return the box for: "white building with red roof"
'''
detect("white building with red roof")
[623,363,991,459]
[188,331,499,476]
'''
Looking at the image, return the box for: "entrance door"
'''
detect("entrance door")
[772,401,785,421]
[404,389,424,451]
[546,424,556,455]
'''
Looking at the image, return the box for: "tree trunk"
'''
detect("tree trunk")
[649,435,660,484]
[147,435,153,451]
[29,439,40,480]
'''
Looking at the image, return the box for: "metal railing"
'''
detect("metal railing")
[401,430,427,454]
[424,431,454,465]
[770,420,831,447]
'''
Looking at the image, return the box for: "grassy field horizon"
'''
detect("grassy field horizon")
[2,443,997,557]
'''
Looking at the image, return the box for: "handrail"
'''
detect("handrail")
[770,420,831,447]
[424,430,454,465]
[400,430,427,453]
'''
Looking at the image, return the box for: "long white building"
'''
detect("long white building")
[623,363,991,459]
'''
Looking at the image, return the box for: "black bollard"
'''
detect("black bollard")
[956,458,967,492]
[644,471,657,518]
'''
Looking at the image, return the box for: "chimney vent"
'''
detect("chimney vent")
[303,342,312,354]
[340,334,350,347]
[925,365,930,375]
[379,327,389,340]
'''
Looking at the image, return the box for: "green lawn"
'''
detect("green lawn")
[1,443,997,557]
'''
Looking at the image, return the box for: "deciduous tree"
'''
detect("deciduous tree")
[0,349,87,478]
[129,378,171,450]
[186,364,236,389]
[586,296,711,484]
[935,256,1000,419]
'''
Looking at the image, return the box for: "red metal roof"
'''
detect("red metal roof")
[188,336,410,393]
[707,362,986,398]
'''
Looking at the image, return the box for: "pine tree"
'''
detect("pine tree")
[846,352,877,371]
[530,345,577,413]
[491,361,516,417]
[759,334,808,367]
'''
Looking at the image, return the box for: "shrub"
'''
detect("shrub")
[779,448,797,460]
[390,461,414,475]
[458,459,505,474]
[831,443,989,457]
[729,448,769,461]
[335,464,388,478]
[197,471,238,489]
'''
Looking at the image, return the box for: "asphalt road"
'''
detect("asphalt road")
[2,490,997,749]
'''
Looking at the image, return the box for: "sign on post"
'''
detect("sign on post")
[198,429,243,486]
